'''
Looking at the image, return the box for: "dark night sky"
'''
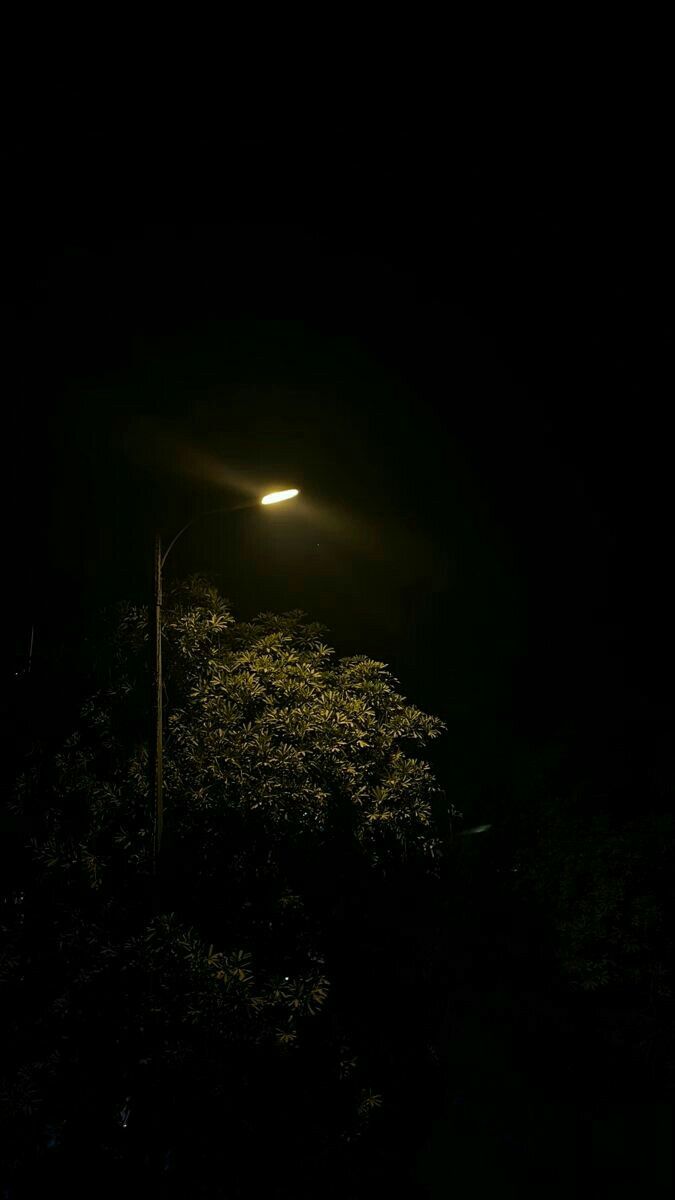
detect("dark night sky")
[2,188,670,821]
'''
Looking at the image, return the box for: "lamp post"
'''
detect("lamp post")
[150,488,299,914]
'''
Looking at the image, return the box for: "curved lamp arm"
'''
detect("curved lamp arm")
[161,502,256,569]
[161,488,299,568]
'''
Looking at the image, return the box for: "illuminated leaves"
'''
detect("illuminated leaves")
[308,977,329,1012]
[216,949,253,985]
[20,581,449,949]
[275,1024,297,1046]
[357,1089,383,1117]
[8,577,449,1166]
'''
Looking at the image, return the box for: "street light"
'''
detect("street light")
[261,488,299,505]
[150,488,299,914]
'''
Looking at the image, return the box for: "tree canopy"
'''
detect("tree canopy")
[1,577,454,1196]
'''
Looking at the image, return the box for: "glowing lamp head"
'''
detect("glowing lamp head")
[261,488,299,505]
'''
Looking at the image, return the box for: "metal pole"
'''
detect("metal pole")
[148,501,259,917]
[151,532,163,916]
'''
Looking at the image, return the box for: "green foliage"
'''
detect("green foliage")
[2,578,450,1191]
[158,588,446,866]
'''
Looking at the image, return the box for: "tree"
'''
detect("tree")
[506,741,675,1096]
[1,577,454,1197]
